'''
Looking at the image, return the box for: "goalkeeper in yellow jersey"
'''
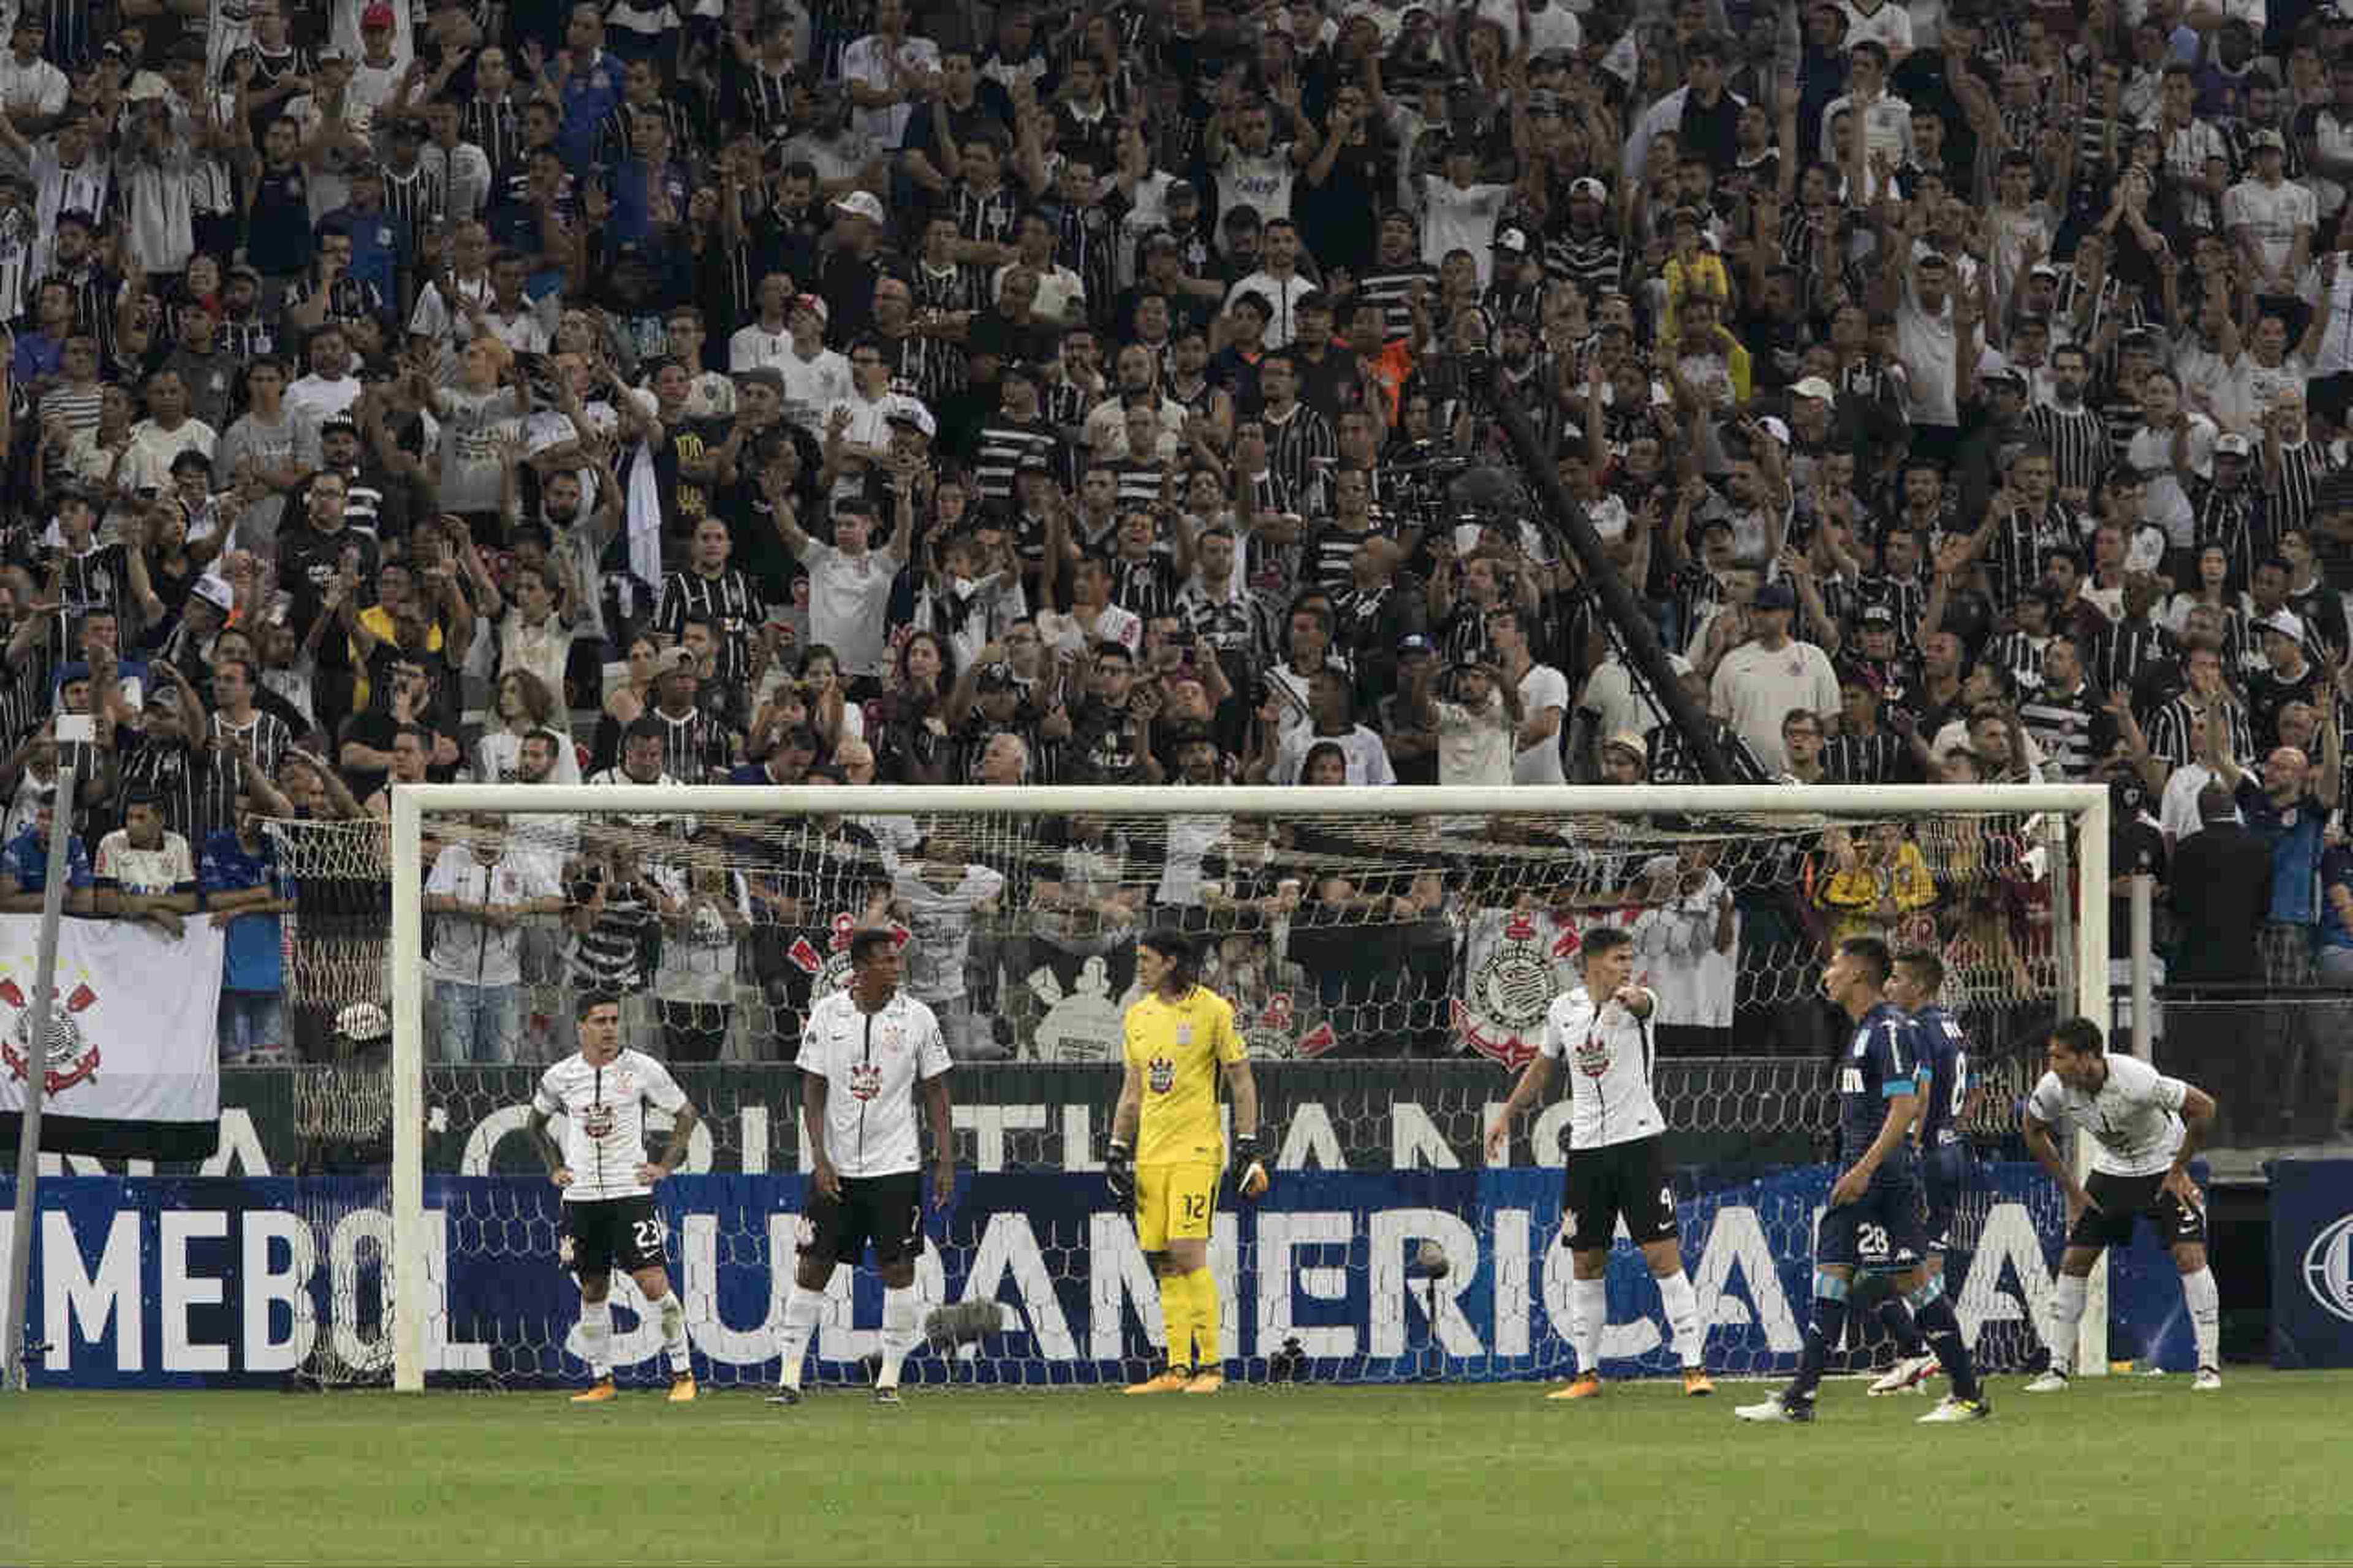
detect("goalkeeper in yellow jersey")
[1107,928,1267,1395]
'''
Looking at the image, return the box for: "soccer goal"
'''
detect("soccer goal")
[286,782,2118,1394]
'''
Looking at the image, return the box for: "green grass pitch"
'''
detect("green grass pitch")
[6,1370,2349,1566]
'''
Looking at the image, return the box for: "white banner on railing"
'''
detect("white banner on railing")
[0,917,224,1158]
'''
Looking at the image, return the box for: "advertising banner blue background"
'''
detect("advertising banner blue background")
[1,1164,2202,1387]
[2268,1159,2353,1369]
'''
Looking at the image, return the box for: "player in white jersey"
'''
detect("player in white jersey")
[773,927,957,1407]
[2020,1017,2224,1392]
[527,992,703,1404]
[1486,926,1714,1399]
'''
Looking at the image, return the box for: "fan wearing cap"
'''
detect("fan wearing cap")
[0,15,67,139]
[1707,578,1842,774]
[760,287,847,436]
[817,187,892,341]
[2244,607,2328,753]
[2226,127,2316,324]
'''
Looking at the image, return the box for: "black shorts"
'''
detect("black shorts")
[563,1194,667,1276]
[1561,1135,1678,1254]
[803,1172,925,1268]
[2067,1168,2207,1252]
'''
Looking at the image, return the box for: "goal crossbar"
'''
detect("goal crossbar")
[387,781,2112,1392]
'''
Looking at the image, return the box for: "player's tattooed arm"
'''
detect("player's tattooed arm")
[645,1103,699,1181]
[527,1108,570,1186]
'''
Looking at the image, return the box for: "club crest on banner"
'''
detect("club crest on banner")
[1243,992,1338,1060]
[1455,909,1581,1070]
[0,971,100,1096]
[789,912,912,996]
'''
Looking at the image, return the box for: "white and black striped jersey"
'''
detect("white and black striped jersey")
[971,416,1061,508]
[2264,437,2335,542]
[655,567,762,689]
[2025,1055,2188,1179]
[947,179,1021,255]
[2144,693,2253,769]
[566,863,663,993]
[115,735,207,843]
[2088,618,2175,699]
[0,205,31,325]
[532,1048,690,1203]
[1540,983,1666,1149]
[798,987,952,1178]
[640,705,733,784]
[2020,681,2099,780]
[1262,403,1337,516]
[379,164,445,257]
[1355,262,1439,343]
[1110,457,1169,512]
[2025,402,2113,498]
[1107,548,1184,621]
[727,59,800,143]
[2190,479,2263,584]
[1822,728,1905,784]
[909,258,988,317]
[197,710,295,833]
[460,95,526,180]
[880,327,966,406]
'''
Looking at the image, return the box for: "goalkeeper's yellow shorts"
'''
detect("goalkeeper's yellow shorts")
[1135,1161,1219,1251]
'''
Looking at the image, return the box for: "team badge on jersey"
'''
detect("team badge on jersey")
[580,1102,615,1138]
[1148,1055,1175,1094]
[1574,1029,1613,1078]
[847,1062,884,1101]
[1456,909,1581,1070]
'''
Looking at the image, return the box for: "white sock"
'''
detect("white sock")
[2047,1273,2087,1377]
[650,1290,690,1375]
[578,1299,612,1380]
[1656,1270,1704,1371]
[2182,1266,2221,1371]
[1571,1277,1607,1377]
[880,1284,923,1390]
[776,1284,824,1390]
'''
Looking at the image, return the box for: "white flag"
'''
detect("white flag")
[0,917,225,1159]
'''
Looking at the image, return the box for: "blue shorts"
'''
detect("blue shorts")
[1819,1167,1930,1273]
[1922,1142,1972,1251]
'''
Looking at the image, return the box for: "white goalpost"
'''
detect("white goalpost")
[384,782,2112,1395]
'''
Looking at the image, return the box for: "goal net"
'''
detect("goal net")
[255,783,2108,1392]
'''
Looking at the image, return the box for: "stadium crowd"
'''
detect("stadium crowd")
[1,0,2351,1094]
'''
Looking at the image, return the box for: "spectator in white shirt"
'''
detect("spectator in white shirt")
[2227,129,2316,321]
[1709,580,1842,773]
[774,491,914,683]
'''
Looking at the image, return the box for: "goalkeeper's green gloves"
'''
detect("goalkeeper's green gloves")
[1230,1132,1269,1200]
[1107,1140,1135,1207]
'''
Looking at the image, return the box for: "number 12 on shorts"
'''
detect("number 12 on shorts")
[1183,1192,1207,1221]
